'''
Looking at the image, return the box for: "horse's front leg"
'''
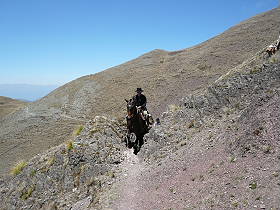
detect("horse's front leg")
[126,118,134,148]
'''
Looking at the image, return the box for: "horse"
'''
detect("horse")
[125,98,149,154]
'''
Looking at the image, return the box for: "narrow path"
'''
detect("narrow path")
[114,149,142,210]
[97,149,144,210]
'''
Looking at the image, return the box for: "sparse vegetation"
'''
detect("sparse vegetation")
[75,125,84,136]
[47,156,55,167]
[232,200,239,208]
[10,160,27,176]
[255,196,261,201]
[107,171,115,178]
[270,57,278,63]
[250,66,261,74]
[66,140,74,151]
[263,145,272,154]
[230,156,236,163]
[20,186,35,200]
[272,171,279,177]
[30,169,37,177]
[168,104,181,112]
[90,127,102,135]
[188,120,195,128]
[249,181,257,189]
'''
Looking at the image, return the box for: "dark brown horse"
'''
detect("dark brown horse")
[125,98,148,154]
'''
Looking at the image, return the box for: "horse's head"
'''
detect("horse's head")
[125,98,136,118]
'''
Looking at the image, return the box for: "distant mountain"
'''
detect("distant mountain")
[0,96,27,118]
[0,84,59,101]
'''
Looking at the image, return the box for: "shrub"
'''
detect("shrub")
[249,181,257,189]
[30,169,37,177]
[11,160,27,176]
[66,140,74,151]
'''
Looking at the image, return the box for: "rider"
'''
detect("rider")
[133,88,153,128]
[133,88,147,111]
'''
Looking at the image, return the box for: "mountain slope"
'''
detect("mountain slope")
[0,7,279,176]
[0,96,27,118]
[1,42,279,210]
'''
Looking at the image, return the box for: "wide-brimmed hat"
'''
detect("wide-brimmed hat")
[136,88,143,92]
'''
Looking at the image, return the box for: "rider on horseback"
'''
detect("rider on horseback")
[133,88,153,129]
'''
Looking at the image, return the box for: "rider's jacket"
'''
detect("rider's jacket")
[133,94,147,108]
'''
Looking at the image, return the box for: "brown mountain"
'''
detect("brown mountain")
[0,96,27,118]
[0,7,279,176]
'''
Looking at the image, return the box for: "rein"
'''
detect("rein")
[127,111,135,119]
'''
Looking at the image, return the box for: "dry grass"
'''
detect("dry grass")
[75,125,84,136]
[168,104,182,112]
[20,186,35,200]
[10,160,27,176]
[66,141,74,151]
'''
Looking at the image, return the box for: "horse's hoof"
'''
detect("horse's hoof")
[133,145,139,155]
[133,149,138,155]
[128,142,133,149]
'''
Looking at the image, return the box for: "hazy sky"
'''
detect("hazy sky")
[0,0,278,85]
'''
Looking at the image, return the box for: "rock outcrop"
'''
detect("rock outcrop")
[0,116,125,210]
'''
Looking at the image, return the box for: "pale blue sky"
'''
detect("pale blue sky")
[0,0,278,85]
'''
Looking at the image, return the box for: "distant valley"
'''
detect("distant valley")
[0,84,59,101]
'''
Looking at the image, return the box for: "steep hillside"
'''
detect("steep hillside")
[0,8,279,176]
[0,116,126,210]
[1,42,279,210]
[0,96,27,118]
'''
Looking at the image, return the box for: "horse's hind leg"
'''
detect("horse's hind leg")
[133,138,139,155]
[139,134,144,148]
[126,133,136,148]
[133,134,145,155]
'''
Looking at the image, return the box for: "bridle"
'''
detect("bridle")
[126,99,137,120]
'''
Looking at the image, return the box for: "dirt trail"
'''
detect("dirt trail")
[97,149,145,210]
[114,149,143,210]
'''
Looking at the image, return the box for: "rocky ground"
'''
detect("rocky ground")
[1,43,279,210]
